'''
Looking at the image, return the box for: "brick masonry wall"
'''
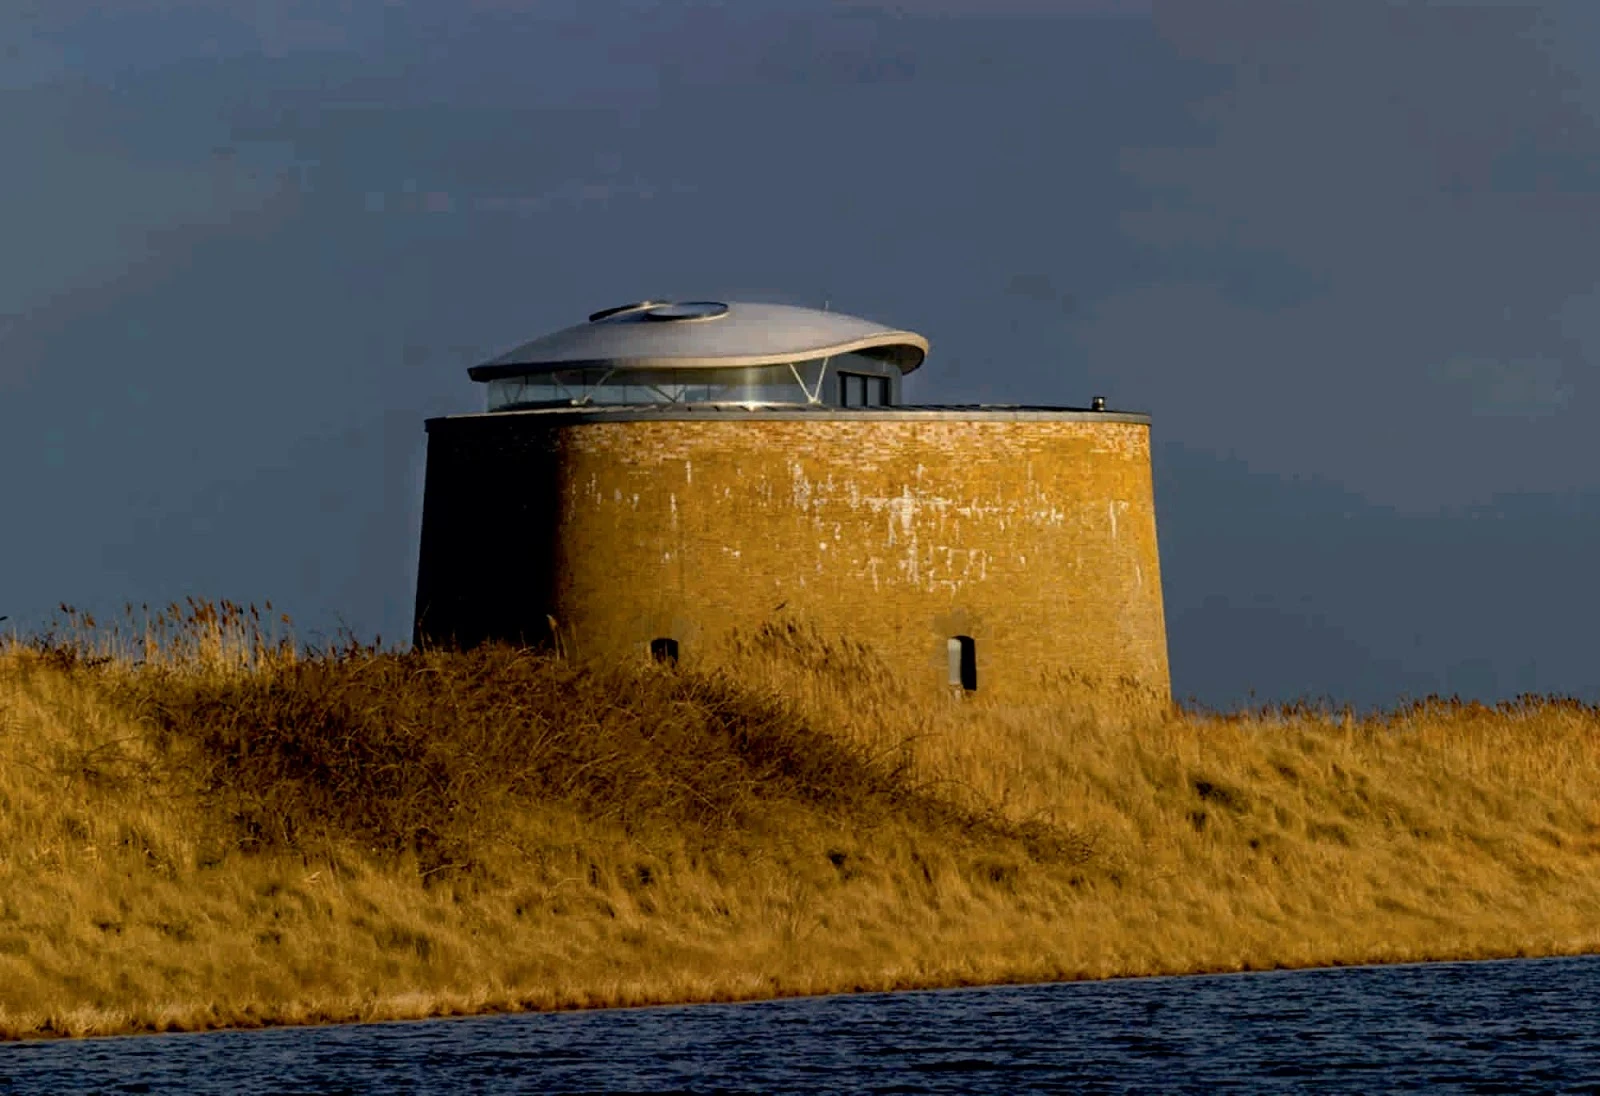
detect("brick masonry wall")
[415,412,1170,706]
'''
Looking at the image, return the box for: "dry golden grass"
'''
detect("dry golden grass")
[2,603,1599,1041]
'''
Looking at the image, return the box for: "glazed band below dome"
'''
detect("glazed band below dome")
[484,353,901,411]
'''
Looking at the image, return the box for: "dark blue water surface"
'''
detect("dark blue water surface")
[4,955,1599,1094]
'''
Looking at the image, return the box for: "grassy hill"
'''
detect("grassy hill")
[2,603,1598,1039]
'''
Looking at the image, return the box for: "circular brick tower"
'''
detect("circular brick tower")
[413,300,1170,707]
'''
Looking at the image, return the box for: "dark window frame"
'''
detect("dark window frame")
[838,371,891,408]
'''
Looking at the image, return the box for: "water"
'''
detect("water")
[5,955,1599,1094]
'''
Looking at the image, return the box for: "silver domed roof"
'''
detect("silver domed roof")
[467,301,929,380]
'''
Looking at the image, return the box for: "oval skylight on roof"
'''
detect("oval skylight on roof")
[588,300,667,322]
[643,301,729,321]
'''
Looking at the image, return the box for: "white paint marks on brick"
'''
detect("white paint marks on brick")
[889,486,917,542]
[897,526,921,585]
[789,462,817,511]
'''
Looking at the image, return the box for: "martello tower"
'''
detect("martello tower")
[413,299,1170,706]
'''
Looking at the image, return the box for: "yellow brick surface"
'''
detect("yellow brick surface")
[416,414,1170,705]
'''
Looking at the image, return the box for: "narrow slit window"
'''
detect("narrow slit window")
[947,635,977,691]
[650,637,679,665]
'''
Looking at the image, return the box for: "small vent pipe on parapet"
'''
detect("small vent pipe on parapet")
[1091,395,1106,412]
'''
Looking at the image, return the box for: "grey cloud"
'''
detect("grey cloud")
[1073,0,1600,507]
[1428,354,1574,418]
[0,84,294,354]
[1003,275,1078,319]
[1155,441,1600,709]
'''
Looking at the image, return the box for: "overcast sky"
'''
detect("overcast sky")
[4,0,1599,709]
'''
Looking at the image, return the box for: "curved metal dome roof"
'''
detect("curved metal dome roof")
[467,301,929,381]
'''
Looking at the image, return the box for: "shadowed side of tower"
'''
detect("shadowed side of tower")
[411,419,567,652]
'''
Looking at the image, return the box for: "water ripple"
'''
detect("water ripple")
[4,955,1600,1094]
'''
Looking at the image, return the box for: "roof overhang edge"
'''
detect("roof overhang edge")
[467,331,930,381]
